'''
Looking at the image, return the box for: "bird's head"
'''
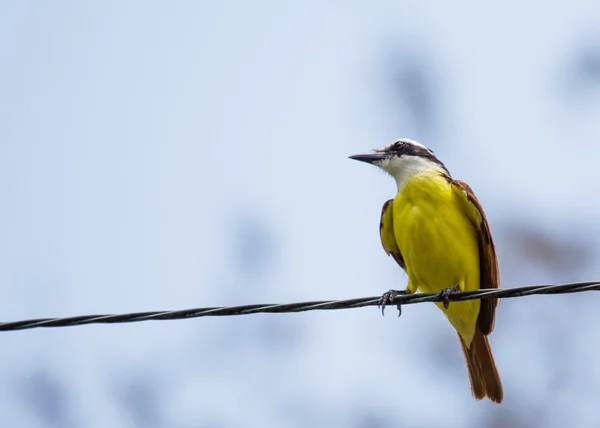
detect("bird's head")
[349,138,449,189]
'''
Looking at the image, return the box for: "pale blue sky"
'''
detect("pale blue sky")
[1,1,600,427]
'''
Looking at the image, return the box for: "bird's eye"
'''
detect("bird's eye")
[393,141,404,149]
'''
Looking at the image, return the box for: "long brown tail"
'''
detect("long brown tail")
[459,329,503,403]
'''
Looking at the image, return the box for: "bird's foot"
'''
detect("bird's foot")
[437,286,462,309]
[378,289,412,317]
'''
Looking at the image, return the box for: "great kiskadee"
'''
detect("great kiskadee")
[350,138,503,403]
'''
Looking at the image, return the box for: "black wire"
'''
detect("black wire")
[1,281,599,332]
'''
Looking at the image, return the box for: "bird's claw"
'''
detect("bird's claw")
[437,285,462,309]
[378,289,411,317]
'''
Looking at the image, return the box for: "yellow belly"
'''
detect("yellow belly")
[393,172,481,344]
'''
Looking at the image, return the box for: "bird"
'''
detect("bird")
[349,138,503,403]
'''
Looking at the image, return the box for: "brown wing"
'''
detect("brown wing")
[451,179,500,336]
[379,199,406,271]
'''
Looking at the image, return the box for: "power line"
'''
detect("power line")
[1,281,598,332]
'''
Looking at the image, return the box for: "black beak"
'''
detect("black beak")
[348,153,386,164]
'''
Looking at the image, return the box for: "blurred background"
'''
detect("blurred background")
[1,1,600,427]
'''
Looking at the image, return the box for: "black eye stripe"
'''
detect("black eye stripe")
[384,141,449,174]
[389,142,429,157]
[393,141,406,151]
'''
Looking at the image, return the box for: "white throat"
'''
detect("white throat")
[379,155,447,191]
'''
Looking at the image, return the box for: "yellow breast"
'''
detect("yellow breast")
[393,171,481,343]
